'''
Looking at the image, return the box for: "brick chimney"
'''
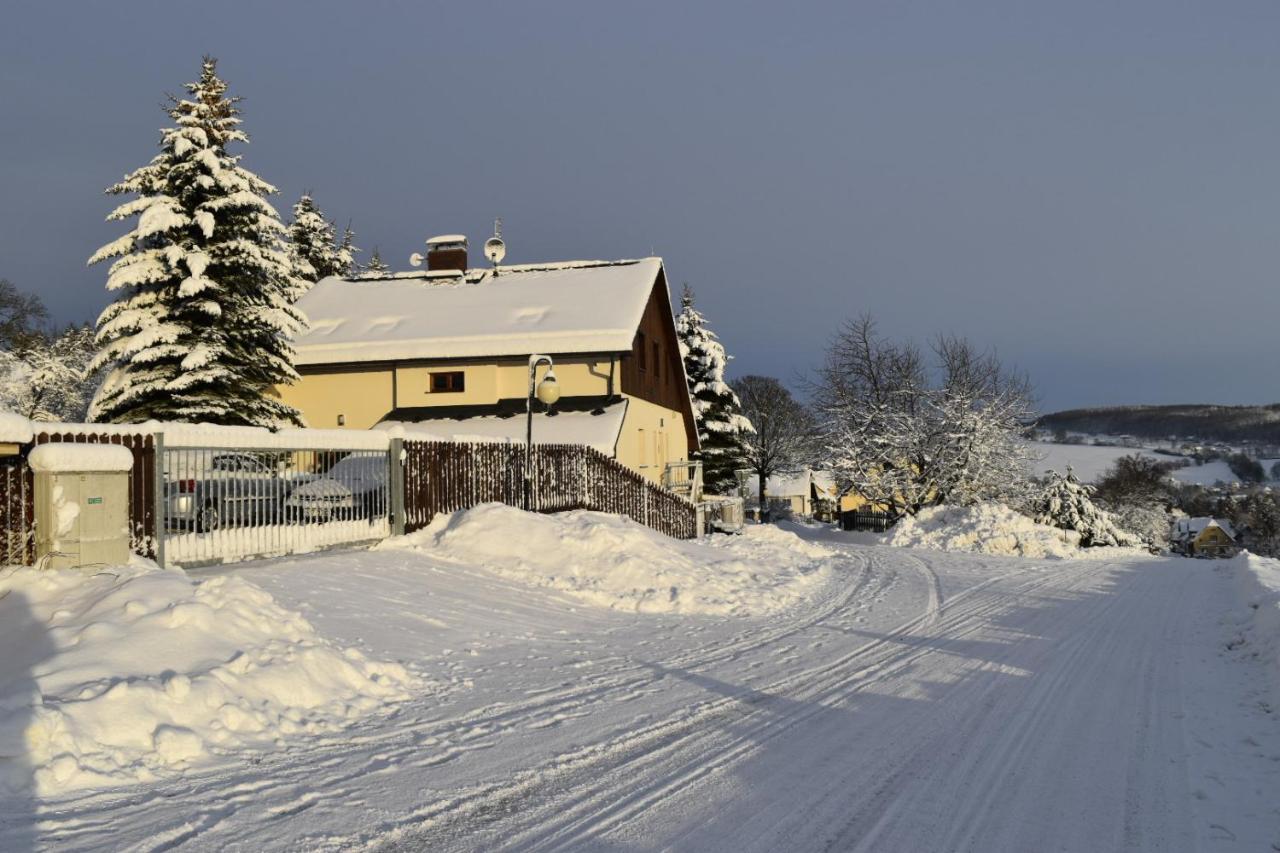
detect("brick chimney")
[426,235,468,272]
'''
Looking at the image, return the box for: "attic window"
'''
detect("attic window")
[637,332,647,372]
[652,341,661,380]
[430,371,465,393]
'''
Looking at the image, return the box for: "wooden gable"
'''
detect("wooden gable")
[618,267,700,455]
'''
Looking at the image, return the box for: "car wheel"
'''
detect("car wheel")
[197,503,221,533]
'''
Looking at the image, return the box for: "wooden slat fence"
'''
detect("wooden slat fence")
[403,440,697,539]
[0,457,33,565]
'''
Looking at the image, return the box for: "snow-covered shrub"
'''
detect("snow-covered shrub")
[1032,468,1138,547]
[1103,502,1170,552]
[883,502,1083,558]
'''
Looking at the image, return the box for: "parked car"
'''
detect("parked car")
[166,452,293,532]
[284,454,389,523]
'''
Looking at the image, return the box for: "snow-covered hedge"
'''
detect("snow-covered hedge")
[0,562,417,795]
[883,502,1147,560]
[379,503,834,616]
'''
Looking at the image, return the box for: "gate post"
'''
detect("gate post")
[389,438,405,537]
[152,432,166,568]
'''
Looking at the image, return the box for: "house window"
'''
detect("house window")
[637,332,647,372]
[430,371,465,393]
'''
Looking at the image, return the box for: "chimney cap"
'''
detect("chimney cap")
[426,234,467,247]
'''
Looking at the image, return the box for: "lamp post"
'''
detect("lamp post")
[525,354,560,509]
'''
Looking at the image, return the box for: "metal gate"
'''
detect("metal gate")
[159,444,394,567]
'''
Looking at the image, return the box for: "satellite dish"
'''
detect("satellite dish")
[484,236,506,265]
[409,252,424,267]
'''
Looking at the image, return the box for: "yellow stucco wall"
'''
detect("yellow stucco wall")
[616,396,690,484]
[276,367,394,430]
[393,358,615,409]
[277,357,690,484]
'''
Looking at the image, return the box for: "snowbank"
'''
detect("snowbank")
[0,562,417,796]
[379,504,834,616]
[28,443,133,473]
[882,502,1145,559]
[1225,553,1280,705]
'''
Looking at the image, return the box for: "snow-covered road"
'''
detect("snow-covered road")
[27,534,1280,851]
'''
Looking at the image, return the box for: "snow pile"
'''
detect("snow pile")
[0,562,417,796]
[28,443,133,473]
[883,503,1088,559]
[379,503,834,615]
[1226,552,1280,703]
[0,412,34,444]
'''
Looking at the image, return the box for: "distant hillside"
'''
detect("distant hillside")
[1036,404,1280,445]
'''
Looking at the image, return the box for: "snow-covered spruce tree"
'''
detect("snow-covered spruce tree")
[88,57,306,427]
[362,247,390,275]
[287,194,355,282]
[675,285,754,494]
[1031,468,1137,547]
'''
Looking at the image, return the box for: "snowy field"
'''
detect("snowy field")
[3,510,1278,851]
[1029,440,1275,486]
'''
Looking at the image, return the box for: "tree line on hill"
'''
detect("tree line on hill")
[1038,404,1280,445]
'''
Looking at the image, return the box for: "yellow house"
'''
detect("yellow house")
[1171,517,1237,557]
[277,238,698,484]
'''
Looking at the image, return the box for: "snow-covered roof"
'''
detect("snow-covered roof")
[292,258,664,366]
[1173,517,1236,540]
[753,471,818,499]
[376,399,628,456]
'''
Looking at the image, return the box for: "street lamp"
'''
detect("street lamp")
[525,354,560,509]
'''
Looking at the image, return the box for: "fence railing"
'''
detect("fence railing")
[0,457,32,566]
[841,510,895,533]
[662,460,704,502]
[160,445,393,567]
[404,440,698,539]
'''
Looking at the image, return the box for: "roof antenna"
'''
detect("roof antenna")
[484,217,506,276]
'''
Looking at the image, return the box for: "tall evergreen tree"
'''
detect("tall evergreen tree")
[287,194,354,282]
[88,57,306,427]
[675,285,753,494]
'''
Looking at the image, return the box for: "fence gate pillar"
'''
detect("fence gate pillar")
[151,433,166,568]
[389,438,406,537]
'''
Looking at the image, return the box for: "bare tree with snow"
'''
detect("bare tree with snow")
[88,57,307,427]
[817,315,1035,518]
[732,375,815,521]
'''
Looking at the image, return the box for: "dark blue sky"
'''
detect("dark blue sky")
[3,1,1279,412]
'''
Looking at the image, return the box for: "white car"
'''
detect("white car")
[285,455,389,523]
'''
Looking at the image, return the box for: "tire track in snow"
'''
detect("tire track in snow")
[373,549,1070,851]
[38,547,880,852]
